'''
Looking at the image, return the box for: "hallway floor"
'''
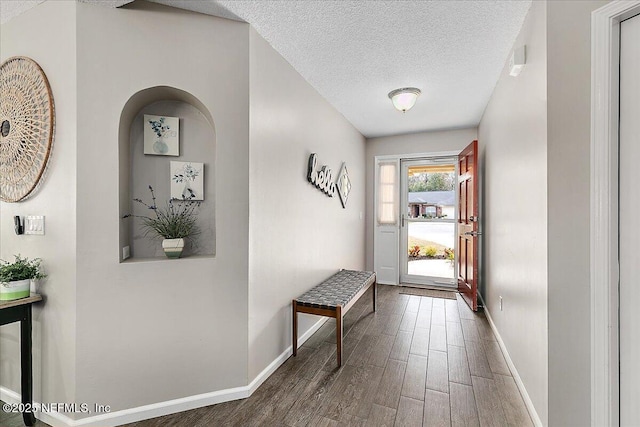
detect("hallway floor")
[1,285,533,427]
[126,284,534,426]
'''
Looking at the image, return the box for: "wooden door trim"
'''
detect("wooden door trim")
[457,140,478,311]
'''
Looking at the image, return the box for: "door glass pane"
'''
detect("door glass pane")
[406,165,455,218]
[407,222,455,279]
[404,162,456,282]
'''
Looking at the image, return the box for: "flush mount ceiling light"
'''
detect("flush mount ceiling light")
[388,87,421,113]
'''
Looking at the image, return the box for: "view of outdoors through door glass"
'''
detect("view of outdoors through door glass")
[406,164,456,281]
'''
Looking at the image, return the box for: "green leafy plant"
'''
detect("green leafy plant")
[444,248,454,261]
[424,246,438,258]
[444,247,455,266]
[123,186,200,239]
[408,245,421,257]
[0,255,46,282]
[408,172,455,192]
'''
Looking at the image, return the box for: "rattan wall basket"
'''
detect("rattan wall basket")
[0,56,55,202]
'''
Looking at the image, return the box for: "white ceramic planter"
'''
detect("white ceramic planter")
[0,279,31,301]
[162,238,185,259]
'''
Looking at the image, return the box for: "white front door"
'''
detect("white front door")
[619,12,640,425]
[374,158,400,284]
[399,158,457,287]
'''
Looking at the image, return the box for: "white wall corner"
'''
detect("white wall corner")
[247,317,328,395]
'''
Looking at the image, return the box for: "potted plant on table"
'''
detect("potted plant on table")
[123,185,200,259]
[0,255,46,301]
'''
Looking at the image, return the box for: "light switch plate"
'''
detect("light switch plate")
[24,216,45,235]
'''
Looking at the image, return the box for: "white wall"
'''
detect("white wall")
[2,1,611,425]
[0,0,78,408]
[248,28,366,379]
[546,1,607,425]
[2,1,370,421]
[478,1,548,423]
[74,1,250,415]
[364,128,477,270]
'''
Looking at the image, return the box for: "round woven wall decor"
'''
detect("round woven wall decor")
[0,56,55,202]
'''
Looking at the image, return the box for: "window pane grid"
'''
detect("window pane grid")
[378,163,397,224]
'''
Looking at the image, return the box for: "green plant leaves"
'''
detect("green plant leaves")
[0,255,46,282]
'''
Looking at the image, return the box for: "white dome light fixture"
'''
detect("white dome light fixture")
[388,87,421,113]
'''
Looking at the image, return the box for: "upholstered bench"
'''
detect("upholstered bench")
[292,269,376,367]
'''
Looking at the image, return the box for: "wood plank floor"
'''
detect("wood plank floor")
[124,285,533,427]
[0,405,49,427]
[1,285,533,427]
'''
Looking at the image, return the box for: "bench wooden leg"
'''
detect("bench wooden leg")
[336,305,343,367]
[292,300,298,357]
[373,279,377,312]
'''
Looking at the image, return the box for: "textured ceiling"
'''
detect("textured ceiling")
[209,0,532,138]
[0,0,46,23]
[1,0,532,138]
[0,0,134,23]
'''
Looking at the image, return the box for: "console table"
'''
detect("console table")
[0,294,42,426]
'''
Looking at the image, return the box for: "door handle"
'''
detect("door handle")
[469,215,478,222]
[464,231,482,237]
[401,215,405,228]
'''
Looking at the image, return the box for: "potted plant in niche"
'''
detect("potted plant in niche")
[123,185,200,258]
[0,255,47,301]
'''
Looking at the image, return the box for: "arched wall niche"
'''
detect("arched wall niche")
[118,86,216,261]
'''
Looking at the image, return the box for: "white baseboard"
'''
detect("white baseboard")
[1,386,78,427]
[478,294,543,427]
[247,316,328,395]
[0,317,328,427]
[2,383,248,427]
